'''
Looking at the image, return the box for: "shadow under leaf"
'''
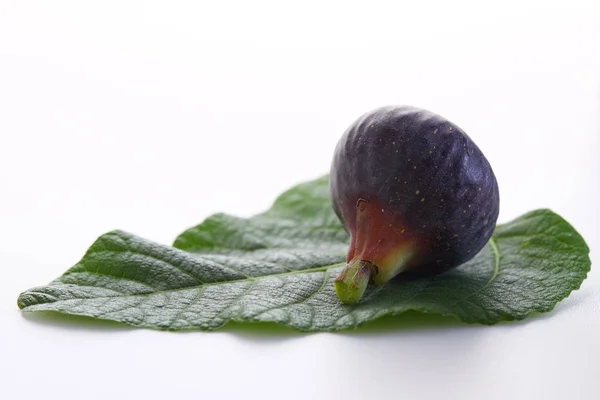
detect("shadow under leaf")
[21,308,472,337]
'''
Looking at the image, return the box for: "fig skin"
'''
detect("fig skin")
[331,106,499,303]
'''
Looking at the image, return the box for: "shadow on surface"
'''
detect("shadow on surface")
[217,311,469,342]
[20,309,466,336]
[342,311,464,334]
[20,306,563,337]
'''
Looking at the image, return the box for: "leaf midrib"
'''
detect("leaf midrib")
[480,237,501,293]
[38,238,505,305]
[445,238,501,309]
[40,262,348,302]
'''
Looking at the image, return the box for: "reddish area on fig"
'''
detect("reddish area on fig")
[346,198,418,273]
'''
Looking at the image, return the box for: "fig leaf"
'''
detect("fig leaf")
[18,177,590,331]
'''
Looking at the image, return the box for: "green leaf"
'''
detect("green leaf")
[18,176,590,331]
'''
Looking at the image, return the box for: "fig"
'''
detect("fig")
[331,106,499,304]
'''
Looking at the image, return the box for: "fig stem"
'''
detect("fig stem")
[334,259,372,304]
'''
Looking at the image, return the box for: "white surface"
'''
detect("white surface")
[1,1,599,399]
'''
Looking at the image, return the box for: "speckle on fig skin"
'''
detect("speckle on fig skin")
[330,105,500,278]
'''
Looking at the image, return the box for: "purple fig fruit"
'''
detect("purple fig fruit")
[331,106,499,304]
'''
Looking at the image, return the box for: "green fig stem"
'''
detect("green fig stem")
[334,259,373,304]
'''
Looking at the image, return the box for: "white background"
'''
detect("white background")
[1,1,599,399]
